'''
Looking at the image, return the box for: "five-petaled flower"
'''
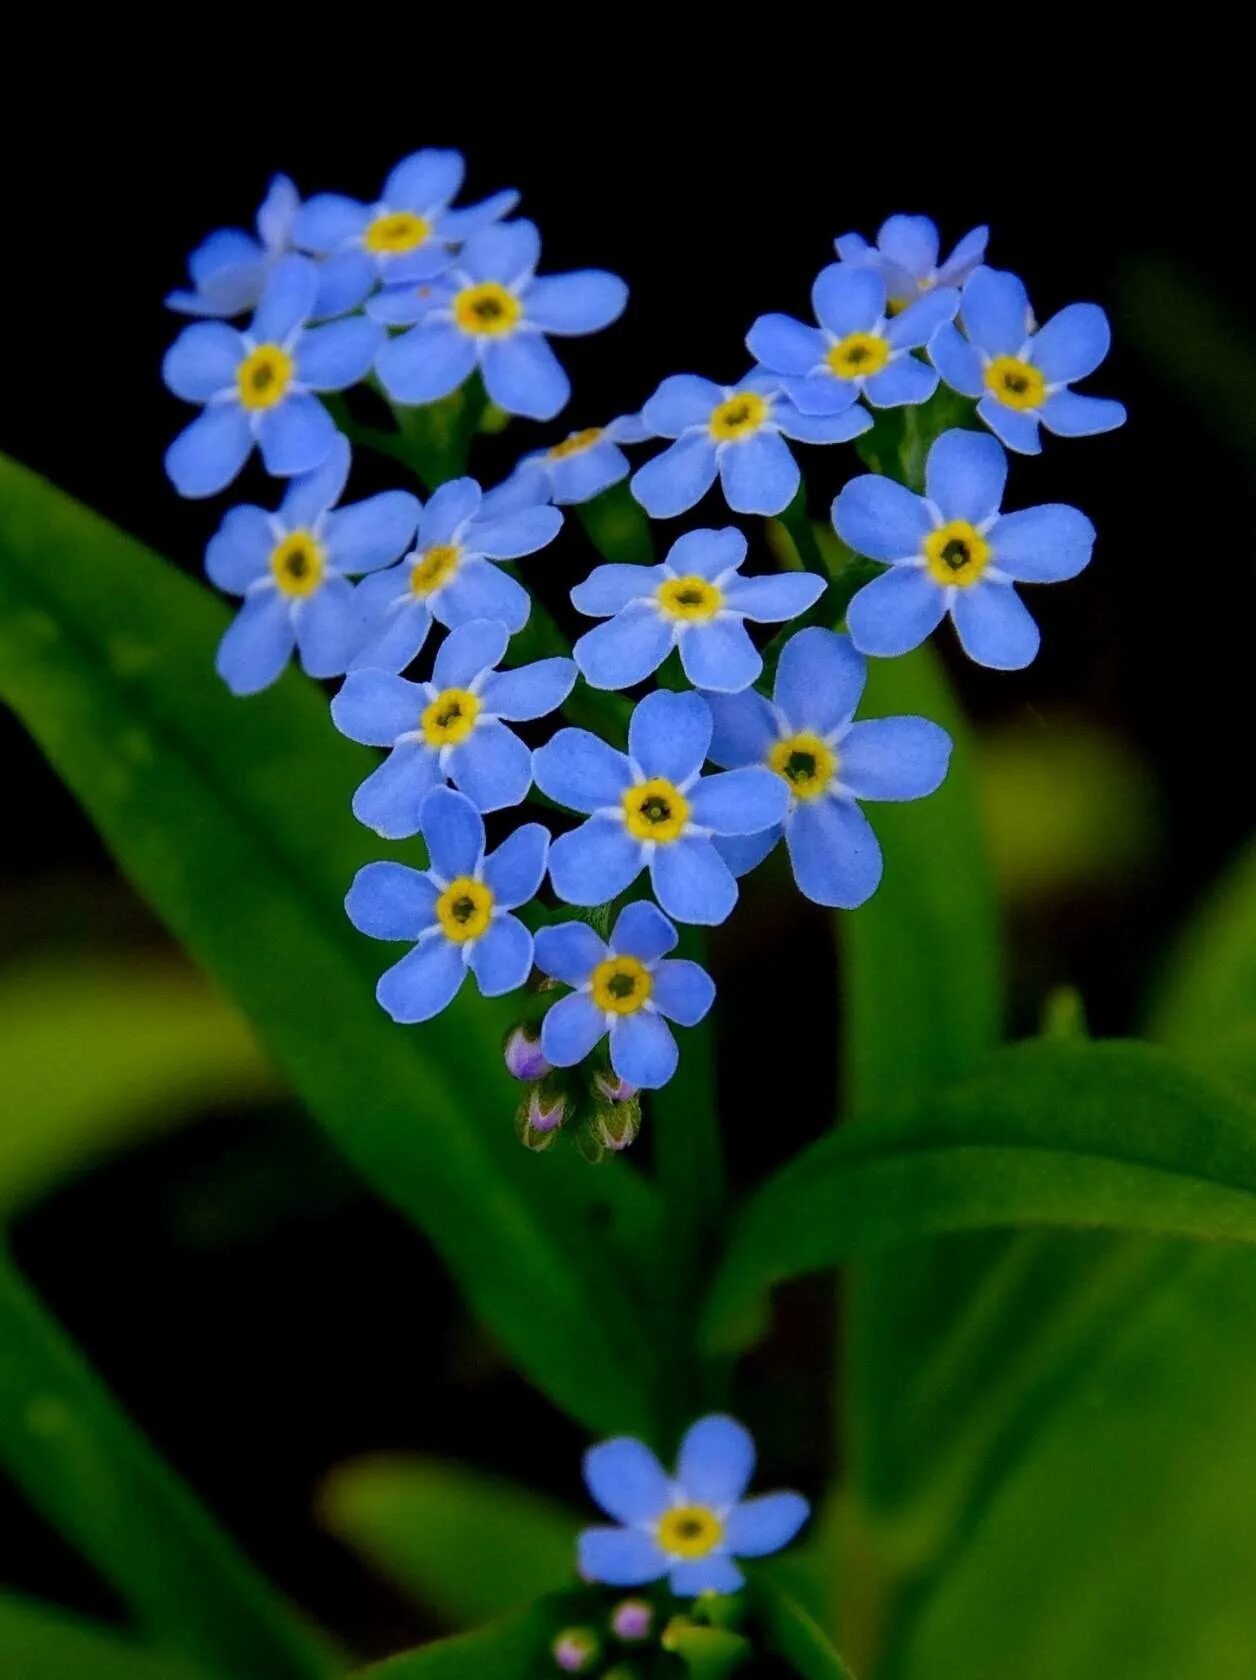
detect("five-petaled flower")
[513,415,649,505]
[834,214,988,314]
[578,1414,809,1597]
[572,527,824,693]
[533,901,715,1090]
[533,689,789,926]
[747,264,959,418]
[705,629,951,908]
[163,255,381,498]
[167,175,302,320]
[205,435,419,695]
[332,617,575,832]
[345,787,548,1023]
[370,220,627,420]
[834,429,1096,669]
[630,372,869,519]
[929,266,1126,454]
[351,476,563,674]
[292,147,519,317]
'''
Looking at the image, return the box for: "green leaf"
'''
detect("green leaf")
[0,451,658,1437]
[0,1592,210,1680]
[318,1454,577,1627]
[0,955,275,1218]
[0,1249,334,1679]
[702,1040,1256,1350]
[355,1597,572,1678]
[751,1580,859,1680]
[662,1621,752,1677]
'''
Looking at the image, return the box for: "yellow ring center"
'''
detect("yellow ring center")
[826,332,890,380]
[769,731,837,801]
[364,210,431,254]
[410,544,462,597]
[657,575,723,622]
[590,955,653,1015]
[709,391,767,441]
[434,876,494,943]
[622,778,691,844]
[269,530,325,597]
[453,282,522,337]
[548,427,604,459]
[237,343,294,411]
[656,1505,724,1560]
[984,354,1045,411]
[923,520,991,588]
[421,687,480,748]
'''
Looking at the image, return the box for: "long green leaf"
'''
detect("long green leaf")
[357,1597,571,1678]
[0,1249,333,1679]
[702,1040,1256,1349]
[752,1581,859,1679]
[0,1593,209,1680]
[0,452,657,1436]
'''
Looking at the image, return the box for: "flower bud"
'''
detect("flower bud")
[610,1598,654,1642]
[515,1078,568,1151]
[593,1069,637,1104]
[504,1022,550,1081]
[552,1626,600,1673]
[588,1091,642,1154]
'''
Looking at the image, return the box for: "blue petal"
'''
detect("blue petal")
[925,428,1007,525]
[296,317,381,389]
[1039,390,1127,437]
[376,320,477,405]
[435,559,531,634]
[772,402,870,442]
[354,742,441,837]
[205,505,271,593]
[438,188,520,240]
[641,373,724,436]
[525,272,628,334]
[324,492,421,574]
[578,1527,668,1588]
[376,938,467,1023]
[690,767,788,835]
[448,719,532,810]
[877,215,939,278]
[846,568,947,658]
[461,220,541,285]
[863,356,938,408]
[832,475,931,561]
[786,797,883,908]
[714,827,781,877]
[215,593,293,694]
[366,281,442,327]
[885,288,959,351]
[549,818,643,905]
[722,571,825,623]
[482,333,570,420]
[960,267,1033,356]
[988,504,1095,582]
[256,175,299,249]
[383,147,464,211]
[629,689,712,784]
[351,581,432,674]
[950,580,1040,669]
[255,394,338,478]
[468,914,533,995]
[533,729,633,813]
[650,959,715,1026]
[745,313,825,375]
[928,321,984,397]
[838,717,952,801]
[313,250,376,318]
[611,900,678,962]
[470,503,563,559]
[479,657,575,720]
[1030,302,1111,383]
[534,920,607,985]
[547,439,630,504]
[977,396,1042,454]
[421,478,481,545]
[542,991,607,1065]
[420,786,485,879]
[649,836,737,926]
[936,225,989,287]
[665,526,747,581]
[249,254,317,343]
[433,618,509,689]
[189,227,260,286]
[679,618,760,693]
[292,576,359,677]
[834,231,872,261]
[279,431,351,527]
[705,689,777,770]
[781,372,863,416]
[292,194,369,252]
[718,430,799,516]
[163,322,243,400]
[669,1557,744,1597]
[572,563,663,616]
[611,1011,678,1089]
[168,261,267,320]
[812,264,886,336]
[678,1415,757,1506]
[575,608,673,690]
[631,435,719,518]
[479,472,550,521]
[583,1437,671,1524]
[332,670,423,745]
[345,860,438,940]
[482,822,550,910]
[166,405,253,498]
[774,627,866,733]
[724,1492,809,1557]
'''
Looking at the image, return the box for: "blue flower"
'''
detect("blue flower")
[167,175,300,319]
[929,266,1127,454]
[205,434,419,695]
[533,902,714,1090]
[351,476,563,673]
[513,415,649,505]
[834,214,988,313]
[578,1413,809,1597]
[630,372,869,519]
[332,618,575,832]
[370,220,627,420]
[746,265,959,419]
[572,527,824,693]
[705,629,951,908]
[291,148,519,317]
[834,429,1096,669]
[533,689,788,926]
[163,255,381,498]
[345,786,548,1023]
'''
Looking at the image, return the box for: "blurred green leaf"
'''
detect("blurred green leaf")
[663,1620,752,1677]
[0,1249,334,1679]
[0,1592,209,1680]
[0,452,658,1436]
[357,1596,571,1677]
[702,1040,1256,1349]
[752,1580,859,1679]
[0,956,275,1218]
[318,1454,577,1627]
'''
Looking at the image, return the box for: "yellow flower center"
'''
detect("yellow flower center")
[410,544,462,597]
[364,210,431,254]
[769,731,837,801]
[453,282,522,337]
[656,575,723,622]
[548,427,604,460]
[269,530,325,597]
[590,954,653,1015]
[236,343,294,411]
[826,332,890,380]
[657,1505,724,1559]
[434,876,494,943]
[622,778,691,844]
[984,354,1045,411]
[709,391,768,441]
[421,687,480,748]
[923,520,991,588]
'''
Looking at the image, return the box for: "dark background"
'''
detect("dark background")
[2,82,1252,1661]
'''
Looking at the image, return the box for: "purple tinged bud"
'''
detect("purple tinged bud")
[516,1077,569,1151]
[552,1627,600,1673]
[504,1023,551,1081]
[594,1069,637,1104]
[611,1599,654,1642]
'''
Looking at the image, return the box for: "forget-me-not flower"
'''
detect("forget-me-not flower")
[578,1413,809,1597]
[205,434,418,694]
[835,429,1095,669]
[572,526,824,693]
[630,371,869,519]
[167,176,301,319]
[534,689,788,926]
[332,617,575,832]
[929,266,1126,454]
[346,787,548,1023]
[835,214,988,313]
[512,415,649,505]
[351,476,563,673]
[533,902,715,1090]
[706,629,951,908]
[371,220,627,420]
[164,255,380,497]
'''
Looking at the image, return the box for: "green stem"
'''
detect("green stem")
[773,485,830,579]
[575,482,654,565]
